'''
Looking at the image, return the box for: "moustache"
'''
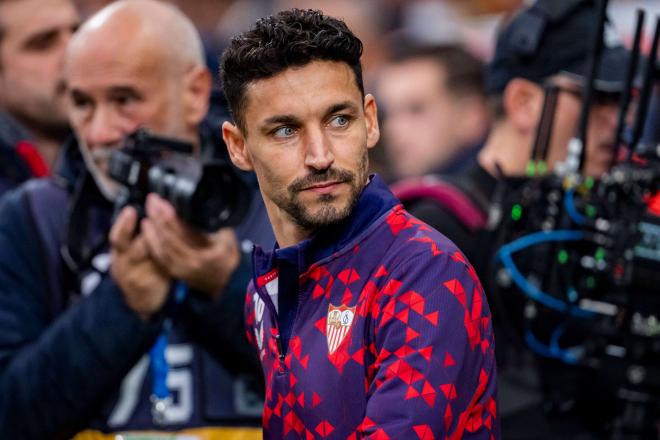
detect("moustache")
[288,168,355,193]
[92,149,113,161]
[86,145,122,162]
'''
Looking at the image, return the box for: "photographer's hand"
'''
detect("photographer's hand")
[109,206,171,319]
[142,193,240,299]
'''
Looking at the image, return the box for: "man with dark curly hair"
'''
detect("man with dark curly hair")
[221,9,500,439]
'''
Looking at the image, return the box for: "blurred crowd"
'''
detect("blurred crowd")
[5,0,657,192]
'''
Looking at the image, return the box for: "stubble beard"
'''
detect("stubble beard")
[274,152,368,231]
[79,142,122,201]
[5,78,70,137]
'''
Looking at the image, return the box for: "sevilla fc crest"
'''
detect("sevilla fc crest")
[326,304,356,354]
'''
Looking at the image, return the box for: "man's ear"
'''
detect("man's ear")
[222,121,254,171]
[182,65,212,127]
[503,78,544,135]
[363,94,380,149]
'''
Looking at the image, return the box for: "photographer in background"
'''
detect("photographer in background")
[400,0,627,269]
[0,1,273,438]
[0,0,80,196]
[395,1,632,438]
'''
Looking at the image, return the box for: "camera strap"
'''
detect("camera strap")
[149,281,188,425]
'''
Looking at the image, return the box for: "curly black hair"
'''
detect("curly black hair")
[220,8,364,133]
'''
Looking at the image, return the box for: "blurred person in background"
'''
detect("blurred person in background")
[177,0,273,133]
[377,36,489,179]
[0,1,273,438]
[0,0,79,196]
[394,1,630,438]
[398,0,626,263]
[72,0,246,127]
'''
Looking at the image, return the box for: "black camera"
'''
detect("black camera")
[482,7,660,436]
[108,128,250,232]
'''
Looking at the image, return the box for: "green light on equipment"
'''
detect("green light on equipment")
[537,161,548,175]
[585,176,595,189]
[595,247,605,262]
[586,276,596,289]
[526,162,536,177]
[558,250,569,265]
[586,205,597,218]
[511,204,523,221]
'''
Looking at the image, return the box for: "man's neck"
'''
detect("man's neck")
[277,223,313,249]
[477,121,531,178]
[265,201,313,249]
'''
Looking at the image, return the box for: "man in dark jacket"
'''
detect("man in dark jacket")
[221,9,499,439]
[0,0,79,195]
[401,0,628,265]
[0,1,273,438]
[397,1,631,438]
[376,38,489,179]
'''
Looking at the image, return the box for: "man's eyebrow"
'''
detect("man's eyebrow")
[107,86,141,95]
[325,101,360,116]
[261,114,302,128]
[258,101,361,131]
[23,20,80,49]
[68,87,88,98]
[261,101,358,129]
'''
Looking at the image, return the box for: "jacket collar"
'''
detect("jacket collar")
[254,174,399,278]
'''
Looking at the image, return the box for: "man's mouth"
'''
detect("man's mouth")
[302,180,343,194]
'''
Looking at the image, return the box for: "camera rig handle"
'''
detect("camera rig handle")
[628,16,660,161]
[612,9,646,169]
[577,0,609,173]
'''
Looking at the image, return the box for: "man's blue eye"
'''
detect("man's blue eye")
[331,116,349,127]
[274,126,295,137]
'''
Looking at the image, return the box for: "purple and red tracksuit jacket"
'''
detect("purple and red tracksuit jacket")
[245,175,499,439]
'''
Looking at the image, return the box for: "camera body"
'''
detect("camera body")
[488,153,660,437]
[108,128,250,232]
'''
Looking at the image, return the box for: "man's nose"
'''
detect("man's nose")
[304,127,335,171]
[84,107,127,148]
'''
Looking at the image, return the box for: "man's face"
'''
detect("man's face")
[545,75,620,177]
[377,58,462,178]
[66,38,187,199]
[229,60,379,231]
[0,0,79,131]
